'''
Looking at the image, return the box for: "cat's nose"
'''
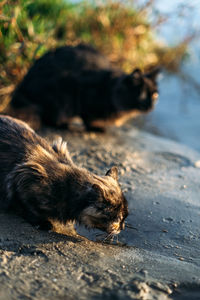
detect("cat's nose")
[152,92,159,102]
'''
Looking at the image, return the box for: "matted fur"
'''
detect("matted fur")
[0,115,128,233]
[10,44,160,131]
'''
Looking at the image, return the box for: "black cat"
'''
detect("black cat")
[10,44,160,131]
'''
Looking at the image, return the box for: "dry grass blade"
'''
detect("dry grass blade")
[0,85,15,96]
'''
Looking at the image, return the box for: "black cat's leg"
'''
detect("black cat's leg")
[83,118,106,132]
[41,104,70,129]
[56,122,70,130]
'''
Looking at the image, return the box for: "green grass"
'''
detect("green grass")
[0,0,188,106]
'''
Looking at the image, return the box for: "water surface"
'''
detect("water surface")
[133,0,200,152]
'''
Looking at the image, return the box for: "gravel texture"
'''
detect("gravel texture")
[0,124,200,300]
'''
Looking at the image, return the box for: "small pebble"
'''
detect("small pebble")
[180,185,187,190]
[139,269,148,276]
[89,133,96,139]
[163,245,170,249]
[163,217,173,222]
[120,169,125,176]
[178,257,185,261]
[171,282,178,288]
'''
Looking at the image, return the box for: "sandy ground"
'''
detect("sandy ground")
[0,124,200,300]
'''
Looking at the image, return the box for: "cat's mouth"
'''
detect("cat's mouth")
[79,208,126,234]
[92,222,122,235]
[106,221,125,235]
[109,229,121,235]
[82,218,122,235]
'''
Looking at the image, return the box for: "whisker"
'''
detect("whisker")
[95,233,106,237]
[104,233,113,241]
[103,233,114,242]
[125,223,138,231]
[116,235,119,243]
[110,235,115,242]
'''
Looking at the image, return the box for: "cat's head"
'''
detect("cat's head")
[114,67,160,112]
[79,166,128,235]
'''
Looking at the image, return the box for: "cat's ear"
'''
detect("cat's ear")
[130,68,143,84]
[145,67,161,81]
[105,166,118,181]
[131,68,142,78]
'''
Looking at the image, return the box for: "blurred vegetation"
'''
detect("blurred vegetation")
[0,0,188,107]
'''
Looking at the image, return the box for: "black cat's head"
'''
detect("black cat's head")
[78,166,128,235]
[114,67,160,112]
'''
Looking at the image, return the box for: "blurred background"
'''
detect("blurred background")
[0,0,200,150]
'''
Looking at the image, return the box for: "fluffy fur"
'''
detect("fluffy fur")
[10,44,160,131]
[0,115,128,233]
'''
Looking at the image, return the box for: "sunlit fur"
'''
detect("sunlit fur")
[10,44,160,131]
[79,173,128,234]
[0,115,128,233]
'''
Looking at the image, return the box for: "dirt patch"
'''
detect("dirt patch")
[0,126,200,299]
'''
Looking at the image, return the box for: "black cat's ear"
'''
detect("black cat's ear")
[131,68,143,79]
[129,68,143,85]
[106,166,118,181]
[145,67,161,81]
